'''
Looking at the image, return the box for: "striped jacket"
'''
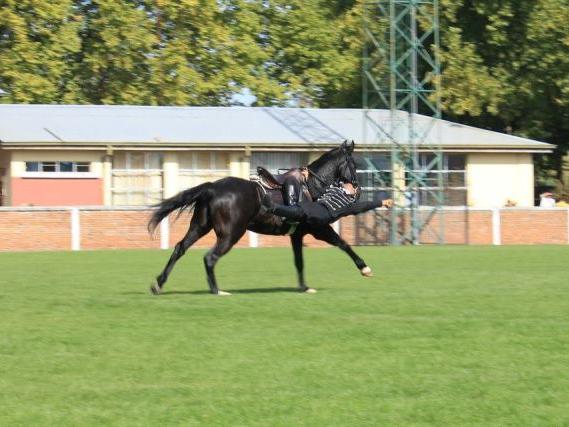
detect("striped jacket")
[317,184,357,215]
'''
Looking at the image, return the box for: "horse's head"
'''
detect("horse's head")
[306,140,359,198]
[338,140,358,186]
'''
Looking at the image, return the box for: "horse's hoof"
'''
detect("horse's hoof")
[304,288,317,294]
[217,290,232,296]
[360,266,373,277]
[150,282,161,295]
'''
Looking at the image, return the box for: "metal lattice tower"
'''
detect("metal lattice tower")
[362,0,444,245]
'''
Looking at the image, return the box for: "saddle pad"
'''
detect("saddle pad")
[250,175,281,191]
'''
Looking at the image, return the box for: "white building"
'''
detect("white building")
[0,104,553,207]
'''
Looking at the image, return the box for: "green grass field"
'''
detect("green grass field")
[1,246,568,426]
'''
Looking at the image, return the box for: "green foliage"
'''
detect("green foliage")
[0,0,361,107]
[0,0,81,103]
[1,0,568,183]
[438,1,569,183]
[257,0,361,106]
[74,0,156,104]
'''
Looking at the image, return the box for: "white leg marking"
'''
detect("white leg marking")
[217,290,232,296]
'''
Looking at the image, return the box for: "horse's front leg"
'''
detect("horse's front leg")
[311,225,373,277]
[290,232,317,293]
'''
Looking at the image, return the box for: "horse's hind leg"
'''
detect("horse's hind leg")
[311,225,372,276]
[151,206,211,295]
[203,230,245,296]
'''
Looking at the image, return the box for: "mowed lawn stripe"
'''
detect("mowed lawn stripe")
[1,246,568,426]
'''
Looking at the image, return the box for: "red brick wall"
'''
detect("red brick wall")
[501,210,568,245]
[168,213,249,249]
[254,233,329,248]
[339,210,493,245]
[465,211,495,245]
[339,217,357,246]
[80,210,161,250]
[419,210,494,245]
[0,208,568,251]
[0,210,71,251]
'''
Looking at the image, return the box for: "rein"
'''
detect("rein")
[307,167,328,187]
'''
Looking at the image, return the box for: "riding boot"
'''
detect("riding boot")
[270,204,305,221]
[282,178,302,206]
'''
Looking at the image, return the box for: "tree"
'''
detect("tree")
[255,0,362,106]
[72,0,156,104]
[0,0,81,103]
[519,0,569,189]
[437,0,569,190]
[142,0,283,106]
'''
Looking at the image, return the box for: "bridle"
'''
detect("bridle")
[339,152,358,186]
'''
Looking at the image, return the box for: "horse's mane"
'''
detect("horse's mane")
[307,147,342,171]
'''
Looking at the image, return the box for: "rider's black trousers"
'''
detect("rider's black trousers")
[271,200,381,227]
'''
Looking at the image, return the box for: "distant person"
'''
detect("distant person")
[404,190,418,208]
[539,192,556,208]
[504,199,517,207]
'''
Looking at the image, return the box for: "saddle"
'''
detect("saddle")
[253,166,300,190]
[251,166,312,202]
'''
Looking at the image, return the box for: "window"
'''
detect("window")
[410,154,467,206]
[42,162,56,172]
[355,153,392,199]
[60,162,73,172]
[76,163,90,172]
[25,161,91,173]
[111,152,164,206]
[352,153,467,206]
[178,152,231,192]
[26,162,39,172]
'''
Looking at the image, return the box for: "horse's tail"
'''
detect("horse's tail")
[148,182,213,233]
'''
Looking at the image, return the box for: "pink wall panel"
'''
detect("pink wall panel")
[11,178,103,206]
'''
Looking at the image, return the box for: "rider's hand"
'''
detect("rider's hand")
[382,199,393,208]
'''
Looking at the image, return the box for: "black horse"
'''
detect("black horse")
[148,140,373,296]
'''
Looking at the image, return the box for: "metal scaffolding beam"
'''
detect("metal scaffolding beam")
[362,0,444,245]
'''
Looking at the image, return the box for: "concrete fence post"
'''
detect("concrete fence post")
[332,220,340,235]
[160,217,169,250]
[249,231,258,248]
[492,208,501,246]
[70,208,81,251]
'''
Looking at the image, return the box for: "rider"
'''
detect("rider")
[263,180,392,227]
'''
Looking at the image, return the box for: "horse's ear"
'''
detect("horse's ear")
[348,140,355,153]
[340,140,348,152]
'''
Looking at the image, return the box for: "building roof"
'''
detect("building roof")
[0,104,554,152]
